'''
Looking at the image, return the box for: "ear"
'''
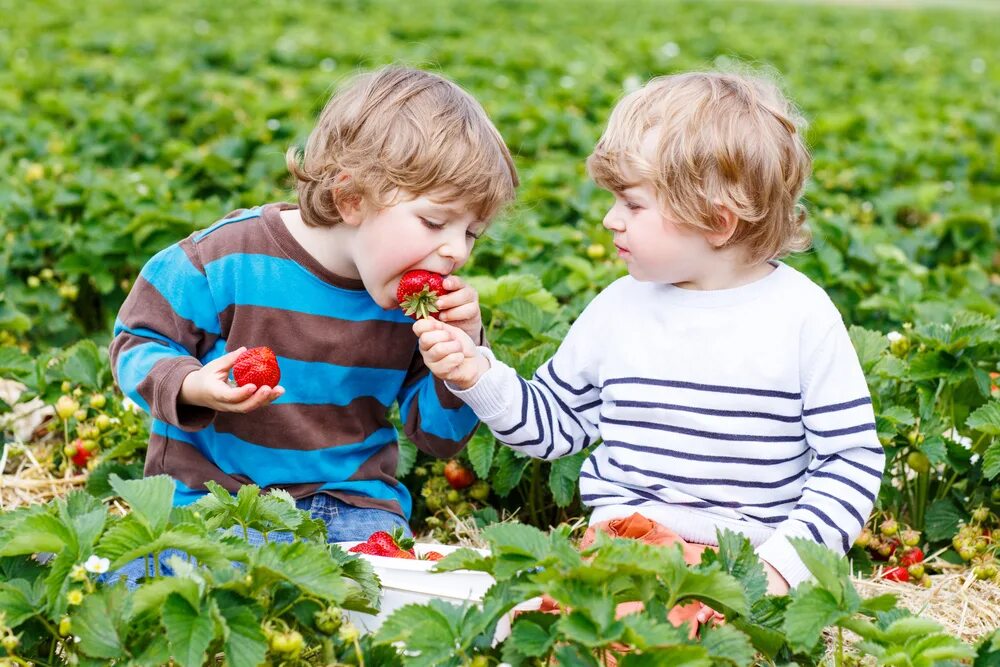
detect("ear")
[333,172,364,226]
[704,206,739,247]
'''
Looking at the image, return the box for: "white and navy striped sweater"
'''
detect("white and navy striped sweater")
[452,262,884,586]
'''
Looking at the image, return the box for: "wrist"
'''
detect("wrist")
[179,370,203,407]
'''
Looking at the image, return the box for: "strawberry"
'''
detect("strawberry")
[367,531,400,555]
[883,566,909,582]
[443,459,475,490]
[232,346,281,388]
[423,551,445,561]
[397,270,446,320]
[348,542,385,556]
[899,547,924,567]
[65,439,93,468]
[394,549,416,559]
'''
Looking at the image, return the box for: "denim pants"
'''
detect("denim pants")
[99,493,411,589]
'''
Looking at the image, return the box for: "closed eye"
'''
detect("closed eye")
[420,217,445,230]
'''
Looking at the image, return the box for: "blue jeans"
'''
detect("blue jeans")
[99,493,410,589]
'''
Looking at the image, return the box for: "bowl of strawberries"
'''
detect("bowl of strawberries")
[338,529,495,633]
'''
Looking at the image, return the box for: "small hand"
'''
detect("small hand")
[434,275,483,344]
[413,318,489,390]
[179,347,285,413]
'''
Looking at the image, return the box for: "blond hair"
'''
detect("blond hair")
[587,71,812,263]
[287,66,518,226]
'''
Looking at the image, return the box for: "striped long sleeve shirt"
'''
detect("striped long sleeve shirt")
[109,203,478,518]
[451,262,884,586]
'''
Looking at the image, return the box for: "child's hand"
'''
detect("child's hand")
[435,276,484,345]
[413,318,490,390]
[179,347,285,413]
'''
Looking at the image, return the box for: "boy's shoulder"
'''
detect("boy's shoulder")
[192,206,267,244]
[173,203,291,267]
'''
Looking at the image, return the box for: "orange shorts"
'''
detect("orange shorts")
[526,513,717,664]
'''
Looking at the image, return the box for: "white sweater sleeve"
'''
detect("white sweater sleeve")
[756,320,885,587]
[448,296,605,461]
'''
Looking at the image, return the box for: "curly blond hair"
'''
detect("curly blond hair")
[588,71,812,263]
[288,66,518,226]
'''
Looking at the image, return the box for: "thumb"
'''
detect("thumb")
[205,346,247,372]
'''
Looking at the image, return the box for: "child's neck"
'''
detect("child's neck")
[279,208,360,279]
[674,248,776,291]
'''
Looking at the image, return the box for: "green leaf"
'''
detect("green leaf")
[883,615,944,643]
[789,537,849,600]
[509,619,554,657]
[162,594,215,667]
[979,439,1000,481]
[859,593,898,613]
[711,529,768,606]
[74,587,126,659]
[0,579,43,627]
[783,584,845,653]
[556,610,602,647]
[699,623,756,666]
[619,648,711,666]
[849,326,889,373]
[924,498,966,542]
[128,576,202,620]
[967,401,1000,435]
[396,438,417,477]
[466,427,496,479]
[548,450,585,507]
[61,339,103,388]
[376,601,461,667]
[251,541,348,601]
[0,511,71,556]
[0,347,33,376]
[492,446,529,497]
[483,522,551,560]
[109,474,174,535]
[214,595,267,667]
[673,567,749,618]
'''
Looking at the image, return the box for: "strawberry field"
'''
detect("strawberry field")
[2,0,999,664]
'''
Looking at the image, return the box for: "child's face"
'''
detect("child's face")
[350,192,487,309]
[602,182,717,287]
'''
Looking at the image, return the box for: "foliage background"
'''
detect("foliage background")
[2,0,999,550]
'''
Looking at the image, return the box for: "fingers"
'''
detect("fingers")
[226,385,285,413]
[204,347,247,372]
[438,301,480,324]
[436,284,476,312]
[412,318,444,337]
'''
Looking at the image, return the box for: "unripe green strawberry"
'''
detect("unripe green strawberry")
[958,545,977,561]
[906,451,930,474]
[90,393,107,409]
[901,529,921,547]
[907,563,925,579]
[854,528,872,549]
[972,506,990,523]
[55,395,79,420]
[469,480,490,502]
[880,518,898,536]
[95,414,112,432]
[1,635,18,653]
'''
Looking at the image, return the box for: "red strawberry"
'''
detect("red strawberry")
[444,460,475,490]
[348,542,385,556]
[883,566,909,582]
[397,270,446,320]
[367,531,399,554]
[64,439,93,468]
[394,549,416,559]
[899,547,924,567]
[423,551,445,561]
[233,346,281,388]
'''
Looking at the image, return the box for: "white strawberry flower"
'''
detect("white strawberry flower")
[83,555,110,574]
[886,331,903,343]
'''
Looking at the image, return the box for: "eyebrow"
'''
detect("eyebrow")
[424,203,482,226]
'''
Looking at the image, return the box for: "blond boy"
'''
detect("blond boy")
[110,67,517,569]
[416,72,883,604]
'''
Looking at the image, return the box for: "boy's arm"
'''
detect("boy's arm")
[755,322,885,588]
[396,348,480,458]
[109,237,221,431]
[438,301,604,461]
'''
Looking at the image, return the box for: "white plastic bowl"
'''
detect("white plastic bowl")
[337,541,541,639]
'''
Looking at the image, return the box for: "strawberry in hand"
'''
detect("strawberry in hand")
[233,346,281,388]
[397,270,447,320]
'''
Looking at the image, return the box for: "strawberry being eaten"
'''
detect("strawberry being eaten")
[348,527,416,558]
[397,270,447,320]
[233,346,281,388]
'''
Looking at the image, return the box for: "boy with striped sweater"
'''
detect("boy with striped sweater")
[415,72,884,612]
[110,67,518,551]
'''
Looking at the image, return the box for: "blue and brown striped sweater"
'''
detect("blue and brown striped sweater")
[109,203,478,517]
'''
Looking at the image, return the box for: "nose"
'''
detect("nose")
[438,231,470,270]
[603,205,625,232]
